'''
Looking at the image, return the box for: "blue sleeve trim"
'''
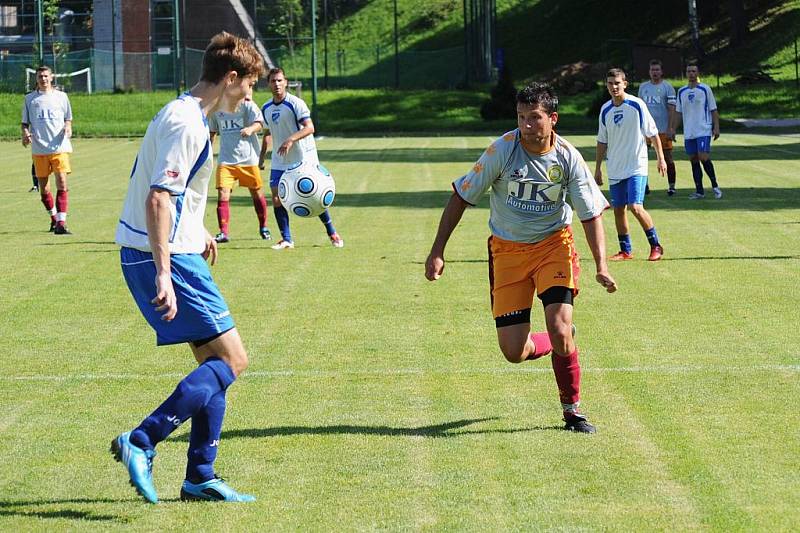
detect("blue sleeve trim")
[600,102,613,127]
[623,99,644,129]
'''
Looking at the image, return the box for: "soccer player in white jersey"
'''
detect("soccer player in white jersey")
[259,67,343,249]
[112,32,264,504]
[426,83,617,434]
[638,59,678,195]
[595,68,667,262]
[673,62,722,199]
[21,66,73,234]
[208,90,271,243]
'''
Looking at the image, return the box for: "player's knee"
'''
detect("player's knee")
[272,195,282,207]
[500,344,526,364]
[226,351,249,376]
[698,153,710,162]
[547,323,573,355]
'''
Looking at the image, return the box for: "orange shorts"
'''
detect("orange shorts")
[647,133,673,151]
[488,227,580,319]
[33,153,71,178]
[216,164,263,190]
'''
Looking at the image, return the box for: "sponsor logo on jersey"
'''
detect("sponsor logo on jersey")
[506,178,561,213]
[510,166,529,180]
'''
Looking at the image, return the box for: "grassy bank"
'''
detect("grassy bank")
[1,82,798,139]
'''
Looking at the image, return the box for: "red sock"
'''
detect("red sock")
[41,191,55,221]
[252,194,268,228]
[551,348,581,406]
[55,190,68,225]
[526,332,552,360]
[217,200,230,234]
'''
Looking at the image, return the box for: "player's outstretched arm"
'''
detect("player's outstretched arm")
[259,132,271,169]
[581,216,617,293]
[278,119,315,156]
[146,189,178,321]
[425,192,469,281]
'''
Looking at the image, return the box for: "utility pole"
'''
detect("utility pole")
[36,0,44,65]
[393,0,399,88]
[311,0,318,123]
[173,0,181,96]
[687,0,703,59]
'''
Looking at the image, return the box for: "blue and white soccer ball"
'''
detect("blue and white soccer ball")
[278,161,336,217]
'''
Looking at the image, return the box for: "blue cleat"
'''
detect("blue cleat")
[110,432,158,504]
[180,477,256,502]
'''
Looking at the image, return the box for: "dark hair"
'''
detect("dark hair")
[516,82,558,113]
[267,67,285,82]
[200,32,265,83]
[686,61,700,70]
[36,65,52,74]
[606,67,627,80]
[649,59,662,67]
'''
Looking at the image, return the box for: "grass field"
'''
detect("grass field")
[1,133,799,530]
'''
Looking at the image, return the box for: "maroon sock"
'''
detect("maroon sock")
[667,161,676,187]
[551,348,581,405]
[526,332,552,360]
[41,191,55,220]
[253,194,268,228]
[217,200,230,234]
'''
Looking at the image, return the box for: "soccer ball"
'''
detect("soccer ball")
[278,161,336,217]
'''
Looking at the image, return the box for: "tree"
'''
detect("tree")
[262,0,304,55]
[728,0,749,46]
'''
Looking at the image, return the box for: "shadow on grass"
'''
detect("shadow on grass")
[172,417,562,441]
[0,497,131,522]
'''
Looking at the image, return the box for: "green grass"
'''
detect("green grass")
[2,82,798,140]
[0,133,799,530]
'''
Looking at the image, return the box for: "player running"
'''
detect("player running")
[208,87,271,243]
[112,32,263,504]
[259,67,343,249]
[21,66,73,234]
[426,83,617,434]
[595,68,666,262]
[638,59,678,195]
[673,62,722,199]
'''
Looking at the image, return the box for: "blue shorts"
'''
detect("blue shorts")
[609,175,648,207]
[269,169,284,188]
[120,247,235,346]
[684,136,712,155]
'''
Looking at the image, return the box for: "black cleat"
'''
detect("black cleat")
[259,227,271,240]
[54,225,72,235]
[564,412,596,434]
[29,185,39,192]
[49,221,56,232]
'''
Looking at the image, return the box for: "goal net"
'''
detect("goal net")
[26,67,92,93]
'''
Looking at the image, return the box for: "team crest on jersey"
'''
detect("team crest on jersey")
[547,165,564,183]
[613,111,624,125]
[271,111,281,122]
[688,92,695,102]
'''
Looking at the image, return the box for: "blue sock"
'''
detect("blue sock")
[274,205,292,242]
[691,161,704,194]
[318,209,336,236]
[701,160,718,188]
[645,227,660,247]
[618,234,632,254]
[186,389,226,483]
[130,357,235,450]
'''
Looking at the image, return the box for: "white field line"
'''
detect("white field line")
[2,364,798,382]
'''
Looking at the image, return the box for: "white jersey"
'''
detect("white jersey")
[676,82,717,140]
[453,130,608,244]
[260,93,318,170]
[597,95,659,183]
[21,89,73,155]
[208,99,262,166]
[116,93,213,254]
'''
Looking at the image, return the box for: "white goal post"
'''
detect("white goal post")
[25,67,92,93]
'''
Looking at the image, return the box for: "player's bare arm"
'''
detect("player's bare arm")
[425,192,469,281]
[146,188,178,321]
[203,229,218,265]
[278,118,314,157]
[671,111,682,135]
[667,104,677,139]
[259,131,271,169]
[581,216,617,293]
[240,122,262,137]
[20,123,31,147]
[711,110,720,140]
[594,142,608,185]
[649,134,668,176]
[64,119,72,138]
